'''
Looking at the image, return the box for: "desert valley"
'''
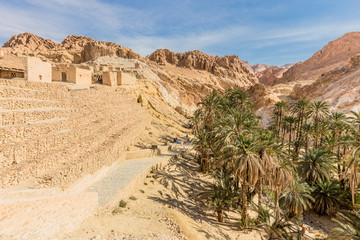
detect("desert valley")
[0,28,360,240]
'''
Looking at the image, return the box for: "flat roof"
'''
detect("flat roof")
[0,66,25,72]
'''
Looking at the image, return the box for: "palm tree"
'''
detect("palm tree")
[194,129,214,173]
[256,132,279,210]
[331,210,360,240]
[198,90,222,131]
[190,109,203,135]
[297,148,335,184]
[202,170,235,222]
[268,158,294,219]
[308,100,329,147]
[282,116,297,152]
[224,88,253,112]
[349,110,360,133]
[312,181,342,215]
[273,101,288,135]
[279,180,314,217]
[229,134,262,223]
[291,99,310,154]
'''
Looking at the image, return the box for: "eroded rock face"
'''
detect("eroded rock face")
[1,33,142,63]
[148,49,254,79]
[256,66,287,86]
[3,32,57,53]
[275,32,360,84]
[290,55,360,113]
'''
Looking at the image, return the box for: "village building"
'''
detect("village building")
[52,64,92,86]
[0,54,52,82]
[102,71,122,86]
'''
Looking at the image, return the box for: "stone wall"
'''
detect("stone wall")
[27,57,52,83]
[75,67,92,85]
[103,71,119,86]
[0,79,152,189]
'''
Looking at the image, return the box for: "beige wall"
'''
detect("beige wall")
[122,72,137,86]
[52,64,76,83]
[52,65,91,86]
[27,57,52,83]
[75,67,92,86]
[103,71,118,86]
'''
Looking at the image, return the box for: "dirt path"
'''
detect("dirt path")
[62,151,263,240]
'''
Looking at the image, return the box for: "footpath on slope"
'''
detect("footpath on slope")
[87,143,192,210]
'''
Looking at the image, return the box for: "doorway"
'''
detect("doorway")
[61,72,67,82]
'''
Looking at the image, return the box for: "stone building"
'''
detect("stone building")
[52,64,92,86]
[102,71,122,86]
[0,54,52,82]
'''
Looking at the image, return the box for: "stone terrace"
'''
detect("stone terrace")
[0,79,151,189]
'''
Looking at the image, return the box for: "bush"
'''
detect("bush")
[119,200,127,208]
[129,196,137,200]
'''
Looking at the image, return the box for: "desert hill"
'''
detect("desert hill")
[291,54,360,113]
[274,32,360,85]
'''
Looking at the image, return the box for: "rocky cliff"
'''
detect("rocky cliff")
[1,33,142,63]
[147,49,258,110]
[148,49,254,79]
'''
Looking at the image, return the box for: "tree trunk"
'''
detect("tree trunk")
[241,179,248,222]
[258,177,263,211]
[274,190,280,219]
[217,209,224,222]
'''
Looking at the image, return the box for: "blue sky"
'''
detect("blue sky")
[1,0,360,65]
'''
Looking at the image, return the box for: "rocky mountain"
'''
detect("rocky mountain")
[291,55,360,113]
[275,32,360,85]
[1,32,142,63]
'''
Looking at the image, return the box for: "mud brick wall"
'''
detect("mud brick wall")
[0,79,151,189]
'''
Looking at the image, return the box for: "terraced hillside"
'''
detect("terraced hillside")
[0,80,151,189]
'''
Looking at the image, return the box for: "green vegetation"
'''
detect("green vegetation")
[129,196,137,200]
[140,189,145,193]
[191,89,360,237]
[119,200,127,208]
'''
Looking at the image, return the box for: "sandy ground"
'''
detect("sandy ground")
[62,151,264,240]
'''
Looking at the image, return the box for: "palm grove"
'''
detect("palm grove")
[191,89,360,239]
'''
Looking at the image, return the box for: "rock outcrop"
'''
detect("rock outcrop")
[1,33,142,63]
[148,49,254,79]
[3,33,57,53]
[256,66,287,86]
[147,49,258,110]
[275,32,360,84]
